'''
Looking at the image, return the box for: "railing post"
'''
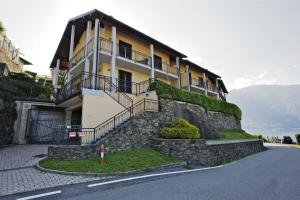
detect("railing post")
[93,128,96,143]
[113,116,116,129]
[144,99,146,111]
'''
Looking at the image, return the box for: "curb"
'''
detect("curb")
[35,158,187,177]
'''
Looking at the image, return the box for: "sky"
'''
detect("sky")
[1,0,299,90]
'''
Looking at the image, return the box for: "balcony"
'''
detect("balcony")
[68,37,178,81]
[207,83,219,94]
[190,78,206,92]
[69,37,113,72]
[154,62,178,79]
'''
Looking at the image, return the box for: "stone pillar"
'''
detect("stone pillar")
[92,19,100,88]
[203,73,208,96]
[176,57,181,88]
[67,25,75,82]
[110,26,117,86]
[52,59,60,93]
[84,21,92,75]
[186,65,190,92]
[150,44,155,80]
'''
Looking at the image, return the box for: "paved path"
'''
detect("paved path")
[0,145,104,196]
[5,144,298,200]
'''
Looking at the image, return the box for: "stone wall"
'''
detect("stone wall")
[97,111,162,153]
[159,99,241,139]
[48,145,97,160]
[151,137,264,166]
[0,92,17,145]
[48,98,244,160]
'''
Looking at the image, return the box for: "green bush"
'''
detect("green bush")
[295,134,300,144]
[160,118,200,139]
[150,81,242,120]
[8,72,34,82]
[25,71,37,79]
[253,134,263,139]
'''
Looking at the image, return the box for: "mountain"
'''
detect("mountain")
[227,85,300,135]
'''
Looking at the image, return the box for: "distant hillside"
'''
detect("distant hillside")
[227,85,300,134]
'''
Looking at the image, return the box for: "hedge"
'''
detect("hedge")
[160,118,200,139]
[150,81,242,120]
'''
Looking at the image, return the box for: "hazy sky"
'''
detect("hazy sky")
[1,0,299,90]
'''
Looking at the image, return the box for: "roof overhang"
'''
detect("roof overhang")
[50,9,187,69]
[181,59,221,79]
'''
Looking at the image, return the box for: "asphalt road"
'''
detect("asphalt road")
[5,145,300,200]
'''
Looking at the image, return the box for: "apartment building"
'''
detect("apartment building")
[49,9,228,144]
[0,34,32,75]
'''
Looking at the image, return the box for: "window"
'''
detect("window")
[154,55,162,70]
[119,40,132,59]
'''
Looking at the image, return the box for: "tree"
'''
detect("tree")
[0,21,5,35]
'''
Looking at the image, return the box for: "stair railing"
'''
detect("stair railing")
[81,99,158,144]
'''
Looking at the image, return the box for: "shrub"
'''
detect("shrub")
[25,70,37,80]
[295,134,300,144]
[253,134,263,139]
[160,118,200,139]
[150,81,242,120]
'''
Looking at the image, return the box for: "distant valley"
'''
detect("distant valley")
[227,84,300,137]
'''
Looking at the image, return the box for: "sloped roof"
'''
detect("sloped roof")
[50,9,187,69]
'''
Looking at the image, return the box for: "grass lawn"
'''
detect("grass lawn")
[39,148,181,173]
[208,131,259,141]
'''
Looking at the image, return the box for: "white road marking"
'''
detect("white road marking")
[16,190,62,200]
[88,165,223,188]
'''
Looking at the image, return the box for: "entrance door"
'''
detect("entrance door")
[118,70,132,93]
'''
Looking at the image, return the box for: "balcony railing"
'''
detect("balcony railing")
[207,83,218,93]
[69,38,113,70]
[55,72,133,108]
[191,78,206,89]
[98,37,113,54]
[117,44,151,66]
[156,62,178,76]
[115,78,153,95]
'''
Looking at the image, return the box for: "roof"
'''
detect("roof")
[180,59,228,93]
[50,9,187,69]
[181,59,221,79]
[19,57,32,65]
[218,79,228,94]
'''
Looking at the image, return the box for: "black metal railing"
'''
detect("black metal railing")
[155,62,178,76]
[56,72,133,109]
[117,44,151,66]
[98,37,113,54]
[191,78,206,89]
[81,99,158,144]
[207,83,218,93]
[115,78,153,95]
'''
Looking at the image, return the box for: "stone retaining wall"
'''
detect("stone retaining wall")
[47,99,244,161]
[150,137,264,166]
[48,145,97,160]
[159,99,242,139]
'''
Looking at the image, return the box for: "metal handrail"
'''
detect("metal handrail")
[56,72,133,109]
[156,62,178,76]
[191,77,206,89]
[81,99,158,144]
[116,43,151,66]
[115,78,153,95]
